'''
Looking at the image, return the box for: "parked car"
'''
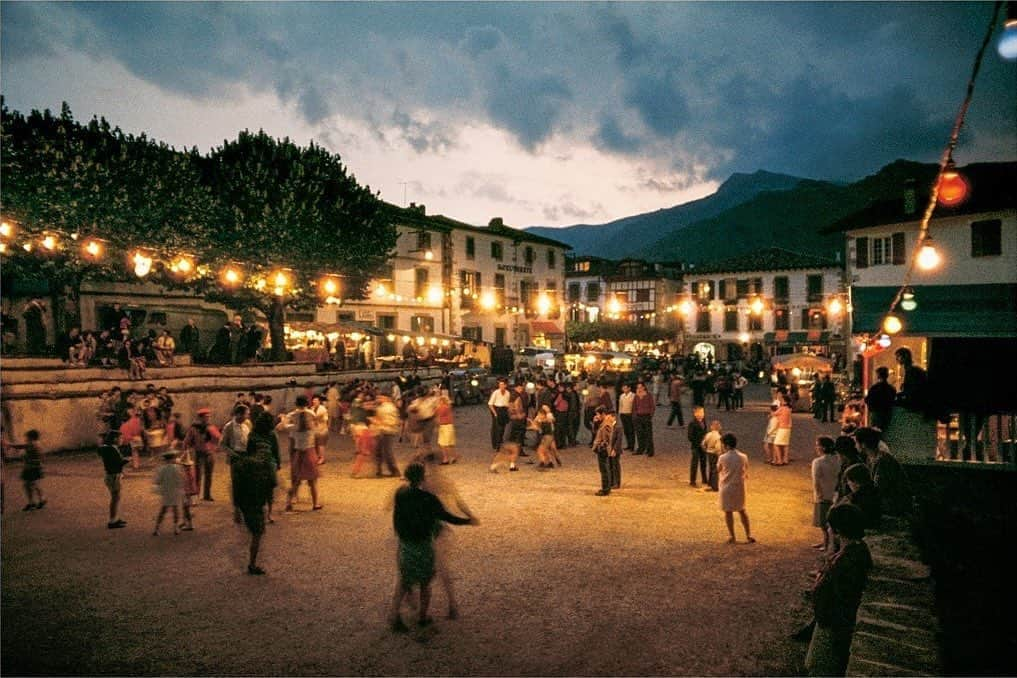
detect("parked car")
[449,368,498,405]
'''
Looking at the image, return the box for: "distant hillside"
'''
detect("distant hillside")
[525,160,968,264]
[641,160,942,264]
[525,170,807,256]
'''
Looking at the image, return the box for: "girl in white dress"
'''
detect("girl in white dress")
[717,433,755,544]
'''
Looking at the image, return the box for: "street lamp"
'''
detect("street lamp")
[221,264,244,287]
[131,250,153,278]
[536,292,552,316]
[82,238,105,261]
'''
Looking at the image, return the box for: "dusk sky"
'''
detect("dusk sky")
[2,2,1015,228]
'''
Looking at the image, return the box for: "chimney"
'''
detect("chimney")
[408,202,425,215]
[489,217,504,228]
[903,178,917,216]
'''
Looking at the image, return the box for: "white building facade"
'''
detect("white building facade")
[681,248,845,363]
[319,204,570,351]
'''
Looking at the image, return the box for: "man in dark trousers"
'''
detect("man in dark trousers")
[819,374,837,423]
[687,406,709,488]
[864,367,896,434]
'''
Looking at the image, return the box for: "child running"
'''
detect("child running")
[153,450,183,535]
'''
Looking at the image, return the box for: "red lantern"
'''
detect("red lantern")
[937,170,969,207]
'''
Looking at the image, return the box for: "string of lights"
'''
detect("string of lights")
[878,1,1004,339]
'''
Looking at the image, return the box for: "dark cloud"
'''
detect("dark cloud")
[2,2,1012,186]
[623,66,689,138]
[460,26,504,57]
[390,111,457,154]
[594,114,642,153]
[484,67,572,150]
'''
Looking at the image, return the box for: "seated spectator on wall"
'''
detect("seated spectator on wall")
[154,329,176,367]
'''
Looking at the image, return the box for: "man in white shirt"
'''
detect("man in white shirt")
[487,379,512,451]
[310,395,329,464]
[617,382,636,451]
[220,405,252,522]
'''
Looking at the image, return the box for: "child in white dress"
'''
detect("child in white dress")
[153,450,183,535]
[717,433,755,544]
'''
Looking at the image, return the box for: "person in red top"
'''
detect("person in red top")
[183,408,222,501]
[773,397,793,466]
[632,382,656,456]
[118,407,146,470]
[435,395,458,465]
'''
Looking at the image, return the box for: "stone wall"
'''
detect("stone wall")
[1,359,442,452]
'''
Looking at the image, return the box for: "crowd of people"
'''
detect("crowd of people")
[4,352,916,674]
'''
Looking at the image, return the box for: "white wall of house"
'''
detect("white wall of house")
[846,209,1017,288]
[318,220,568,348]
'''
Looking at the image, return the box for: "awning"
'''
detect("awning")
[763,331,831,344]
[771,353,833,371]
[852,284,1017,337]
[530,320,564,335]
[286,320,385,336]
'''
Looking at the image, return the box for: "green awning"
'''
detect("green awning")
[851,284,1017,337]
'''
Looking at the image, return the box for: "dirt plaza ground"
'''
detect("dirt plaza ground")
[2,384,844,676]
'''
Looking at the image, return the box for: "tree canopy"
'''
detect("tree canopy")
[1,101,397,352]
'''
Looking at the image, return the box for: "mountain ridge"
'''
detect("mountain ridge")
[524,160,966,264]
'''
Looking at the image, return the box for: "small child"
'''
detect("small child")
[533,405,560,469]
[20,429,47,511]
[153,450,184,535]
[701,420,723,492]
[435,396,459,465]
[177,448,197,531]
[350,424,377,478]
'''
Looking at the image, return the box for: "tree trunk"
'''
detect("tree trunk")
[269,297,288,362]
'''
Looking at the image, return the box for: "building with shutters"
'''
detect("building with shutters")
[681,248,845,364]
[318,203,571,353]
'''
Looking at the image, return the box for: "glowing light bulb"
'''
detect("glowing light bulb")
[607,297,622,314]
[480,291,496,310]
[901,290,917,312]
[41,235,57,251]
[224,267,242,285]
[0,222,12,238]
[132,251,152,278]
[827,298,843,316]
[273,271,289,288]
[738,332,750,344]
[877,334,892,349]
[84,240,102,258]
[0,243,7,254]
[917,241,941,271]
[22,242,32,252]
[375,283,387,297]
[536,292,552,316]
[883,314,903,335]
[424,250,434,261]
[322,278,338,296]
[678,299,694,317]
[426,285,443,304]
[937,170,969,207]
[750,298,764,315]
[998,17,1017,60]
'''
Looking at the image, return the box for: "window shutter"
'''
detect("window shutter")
[891,232,906,265]
[855,237,869,268]
[718,279,727,299]
[476,272,482,290]
[709,280,717,300]
[691,281,699,295]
